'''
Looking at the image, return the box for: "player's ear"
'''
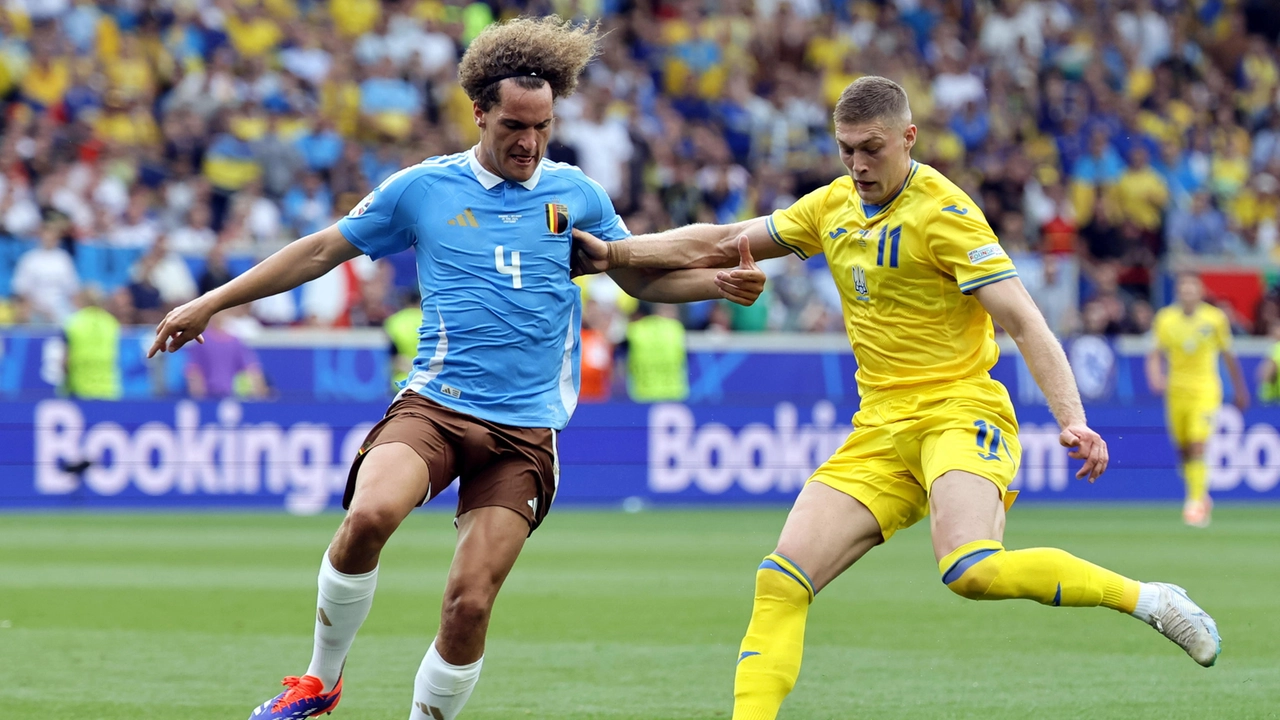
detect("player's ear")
[903,124,917,152]
[473,101,485,129]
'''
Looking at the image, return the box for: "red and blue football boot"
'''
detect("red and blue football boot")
[248,675,342,719]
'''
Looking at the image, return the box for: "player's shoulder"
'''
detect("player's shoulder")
[784,176,852,218]
[1199,303,1229,323]
[907,162,982,219]
[404,152,473,182]
[368,153,471,196]
[538,158,608,197]
[342,155,467,219]
[815,175,854,205]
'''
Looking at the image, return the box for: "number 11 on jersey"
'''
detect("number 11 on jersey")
[495,245,522,289]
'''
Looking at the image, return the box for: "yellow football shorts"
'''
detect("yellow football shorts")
[1166,391,1221,446]
[809,377,1022,541]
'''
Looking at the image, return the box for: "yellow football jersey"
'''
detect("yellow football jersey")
[1153,303,1231,395]
[767,162,1018,398]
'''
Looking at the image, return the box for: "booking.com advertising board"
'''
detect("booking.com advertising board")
[2,331,1280,512]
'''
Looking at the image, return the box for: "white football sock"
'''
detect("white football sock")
[1130,582,1160,623]
[409,641,484,720]
[304,550,378,692]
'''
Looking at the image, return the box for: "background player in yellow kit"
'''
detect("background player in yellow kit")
[1147,273,1248,527]
[572,76,1221,720]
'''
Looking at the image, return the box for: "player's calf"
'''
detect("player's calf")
[938,540,1222,666]
[938,539,1140,610]
[733,553,815,720]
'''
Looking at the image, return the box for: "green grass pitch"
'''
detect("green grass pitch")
[2,506,1278,719]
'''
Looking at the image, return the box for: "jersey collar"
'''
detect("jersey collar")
[860,161,919,220]
[468,146,543,190]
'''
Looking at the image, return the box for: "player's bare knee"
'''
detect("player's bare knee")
[441,586,496,629]
[340,505,401,551]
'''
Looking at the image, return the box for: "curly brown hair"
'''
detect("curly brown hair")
[458,16,602,111]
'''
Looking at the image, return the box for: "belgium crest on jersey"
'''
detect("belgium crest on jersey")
[545,203,569,234]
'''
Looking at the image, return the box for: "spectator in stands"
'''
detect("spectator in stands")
[233,179,283,244]
[296,117,345,174]
[1,168,42,237]
[1080,298,1121,337]
[949,99,990,153]
[1115,146,1169,240]
[253,113,306,199]
[107,285,135,326]
[1254,112,1280,173]
[279,23,332,87]
[185,310,267,399]
[579,298,617,403]
[358,57,421,141]
[1073,127,1126,186]
[563,87,633,205]
[1024,253,1079,337]
[107,189,161,249]
[282,171,334,238]
[198,241,235,296]
[142,237,198,308]
[12,224,78,324]
[1167,192,1235,256]
[127,251,167,326]
[169,203,217,257]
[1080,194,1127,265]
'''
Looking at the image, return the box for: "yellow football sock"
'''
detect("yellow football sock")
[1183,459,1208,502]
[938,540,1141,613]
[732,553,814,720]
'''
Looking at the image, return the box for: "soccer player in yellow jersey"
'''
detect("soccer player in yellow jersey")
[573,76,1221,719]
[1147,273,1248,527]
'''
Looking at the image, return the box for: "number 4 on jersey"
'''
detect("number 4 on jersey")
[495,245,522,289]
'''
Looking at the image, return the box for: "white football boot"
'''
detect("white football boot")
[1144,582,1221,667]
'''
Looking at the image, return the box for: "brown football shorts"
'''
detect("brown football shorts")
[343,390,559,533]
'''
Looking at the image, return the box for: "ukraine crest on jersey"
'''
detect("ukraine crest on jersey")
[336,148,630,429]
[766,161,1019,398]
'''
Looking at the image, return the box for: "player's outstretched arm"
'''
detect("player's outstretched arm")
[609,235,766,306]
[974,277,1108,482]
[148,225,362,357]
[572,216,789,275]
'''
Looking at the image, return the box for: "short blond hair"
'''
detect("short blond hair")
[833,76,912,128]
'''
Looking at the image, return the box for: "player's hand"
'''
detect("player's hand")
[1234,389,1251,411]
[715,234,765,306]
[570,228,610,278]
[148,299,211,357]
[1060,423,1108,482]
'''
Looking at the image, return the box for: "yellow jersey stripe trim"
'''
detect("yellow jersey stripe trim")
[959,268,1019,294]
[766,216,811,259]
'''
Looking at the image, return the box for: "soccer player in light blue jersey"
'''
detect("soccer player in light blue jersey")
[149,17,765,720]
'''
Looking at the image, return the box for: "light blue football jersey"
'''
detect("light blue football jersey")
[337,148,630,429]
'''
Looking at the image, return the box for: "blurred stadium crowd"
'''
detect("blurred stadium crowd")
[0,0,1279,343]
